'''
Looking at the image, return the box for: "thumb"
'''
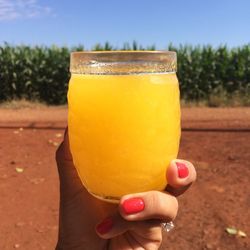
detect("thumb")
[165,159,197,196]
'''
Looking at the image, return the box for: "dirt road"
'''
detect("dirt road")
[0,107,249,249]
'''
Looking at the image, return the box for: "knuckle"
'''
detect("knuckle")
[140,222,162,250]
[154,230,163,245]
[149,191,163,209]
[147,191,178,221]
[171,196,178,220]
[148,228,163,250]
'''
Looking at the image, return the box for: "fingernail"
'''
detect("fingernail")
[122,198,145,215]
[96,218,113,235]
[176,162,189,178]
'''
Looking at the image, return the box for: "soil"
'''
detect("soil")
[0,107,249,250]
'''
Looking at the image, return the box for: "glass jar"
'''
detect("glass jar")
[68,51,180,202]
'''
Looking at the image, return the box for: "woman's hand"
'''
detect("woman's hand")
[55,130,196,250]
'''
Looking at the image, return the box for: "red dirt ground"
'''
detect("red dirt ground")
[0,107,249,250]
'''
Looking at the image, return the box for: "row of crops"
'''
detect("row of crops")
[0,42,249,105]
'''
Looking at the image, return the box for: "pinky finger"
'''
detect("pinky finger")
[95,214,162,241]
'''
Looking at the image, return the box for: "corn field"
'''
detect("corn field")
[0,42,249,105]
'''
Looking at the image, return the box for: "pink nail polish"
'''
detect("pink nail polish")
[176,162,189,178]
[96,218,113,234]
[122,198,145,214]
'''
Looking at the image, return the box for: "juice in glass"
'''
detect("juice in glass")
[68,51,180,202]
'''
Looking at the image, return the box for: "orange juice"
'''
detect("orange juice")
[68,72,180,201]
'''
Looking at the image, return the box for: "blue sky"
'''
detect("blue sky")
[0,0,249,49]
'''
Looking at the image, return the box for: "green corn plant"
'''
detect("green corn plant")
[0,43,249,105]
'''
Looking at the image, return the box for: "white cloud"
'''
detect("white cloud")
[0,0,52,21]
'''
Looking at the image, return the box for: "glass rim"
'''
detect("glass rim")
[70,50,177,75]
[71,50,176,54]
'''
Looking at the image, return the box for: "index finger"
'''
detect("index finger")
[119,191,178,222]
